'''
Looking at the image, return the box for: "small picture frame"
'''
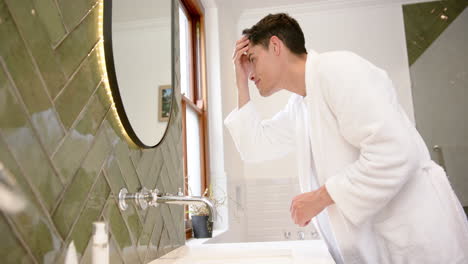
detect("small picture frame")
[158,85,173,122]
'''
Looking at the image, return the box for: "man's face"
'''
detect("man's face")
[247,42,282,97]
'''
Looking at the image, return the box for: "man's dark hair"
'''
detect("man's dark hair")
[242,13,307,56]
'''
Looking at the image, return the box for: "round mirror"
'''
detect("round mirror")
[103,0,173,148]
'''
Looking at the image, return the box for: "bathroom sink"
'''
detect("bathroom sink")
[166,247,293,264]
[150,240,335,264]
[174,256,293,264]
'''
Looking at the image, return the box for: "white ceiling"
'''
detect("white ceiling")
[112,0,171,23]
[212,0,434,15]
[214,0,323,10]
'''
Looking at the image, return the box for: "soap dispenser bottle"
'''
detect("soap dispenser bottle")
[92,222,109,264]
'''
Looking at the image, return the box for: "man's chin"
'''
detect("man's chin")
[258,88,276,97]
[258,90,269,97]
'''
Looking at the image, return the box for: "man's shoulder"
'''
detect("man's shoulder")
[316,50,377,75]
[318,50,365,66]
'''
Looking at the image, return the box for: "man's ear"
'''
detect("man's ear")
[269,36,281,56]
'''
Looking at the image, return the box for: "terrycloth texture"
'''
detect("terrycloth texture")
[224,50,468,263]
[225,93,343,263]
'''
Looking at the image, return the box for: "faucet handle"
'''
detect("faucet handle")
[148,189,159,207]
[118,188,129,211]
[177,188,184,196]
[136,187,150,210]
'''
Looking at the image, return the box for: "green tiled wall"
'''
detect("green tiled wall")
[0,0,184,263]
[403,0,467,65]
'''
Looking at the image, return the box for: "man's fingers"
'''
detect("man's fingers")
[299,219,309,227]
[232,44,247,59]
[291,202,311,227]
[290,195,300,212]
[291,206,297,224]
[233,41,249,59]
[233,46,249,62]
[232,39,249,59]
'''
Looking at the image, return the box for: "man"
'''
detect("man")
[224,13,468,264]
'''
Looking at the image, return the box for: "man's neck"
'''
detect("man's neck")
[283,54,307,97]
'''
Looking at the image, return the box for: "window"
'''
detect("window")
[178,0,209,239]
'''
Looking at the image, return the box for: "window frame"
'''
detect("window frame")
[178,0,210,240]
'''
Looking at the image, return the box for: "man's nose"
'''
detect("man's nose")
[249,72,255,82]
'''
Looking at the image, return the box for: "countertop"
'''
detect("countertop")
[149,240,335,264]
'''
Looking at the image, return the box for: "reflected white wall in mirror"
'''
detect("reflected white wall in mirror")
[110,0,172,147]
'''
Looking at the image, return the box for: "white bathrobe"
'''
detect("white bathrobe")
[224,50,468,263]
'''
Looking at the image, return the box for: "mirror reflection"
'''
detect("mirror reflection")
[105,0,173,147]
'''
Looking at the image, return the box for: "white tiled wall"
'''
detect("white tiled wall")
[245,177,319,242]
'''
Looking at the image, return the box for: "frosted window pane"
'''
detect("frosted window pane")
[186,107,201,196]
[179,7,191,99]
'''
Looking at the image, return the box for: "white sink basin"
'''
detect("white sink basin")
[150,240,335,264]
[180,256,293,264]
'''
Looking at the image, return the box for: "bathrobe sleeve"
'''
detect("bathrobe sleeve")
[224,98,296,163]
[321,52,420,227]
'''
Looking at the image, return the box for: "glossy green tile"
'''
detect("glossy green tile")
[137,208,161,261]
[103,154,128,196]
[109,142,145,225]
[130,148,143,166]
[53,129,111,238]
[9,206,63,263]
[159,204,180,248]
[74,83,108,134]
[58,0,98,30]
[0,138,63,264]
[0,0,183,260]
[0,69,63,212]
[403,0,467,65]
[146,217,164,262]
[155,171,183,246]
[0,1,53,114]
[144,242,157,263]
[95,79,112,110]
[103,200,133,257]
[68,173,110,254]
[0,68,28,130]
[114,142,141,192]
[102,118,119,148]
[54,48,101,129]
[102,113,132,147]
[104,154,142,244]
[161,138,177,176]
[146,149,164,190]
[53,83,109,183]
[109,235,125,264]
[159,164,176,196]
[55,2,100,78]
[167,203,184,245]
[136,150,158,189]
[32,0,67,44]
[156,228,171,258]
[79,238,92,264]
[0,214,34,264]
[0,3,65,155]
[29,109,65,156]
[4,0,67,98]
[121,201,143,245]
[0,133,39,207]
[103,199,142,264]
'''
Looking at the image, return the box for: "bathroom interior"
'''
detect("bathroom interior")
[0,0,466,263]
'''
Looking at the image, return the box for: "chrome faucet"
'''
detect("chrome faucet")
[118,187,217,222]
